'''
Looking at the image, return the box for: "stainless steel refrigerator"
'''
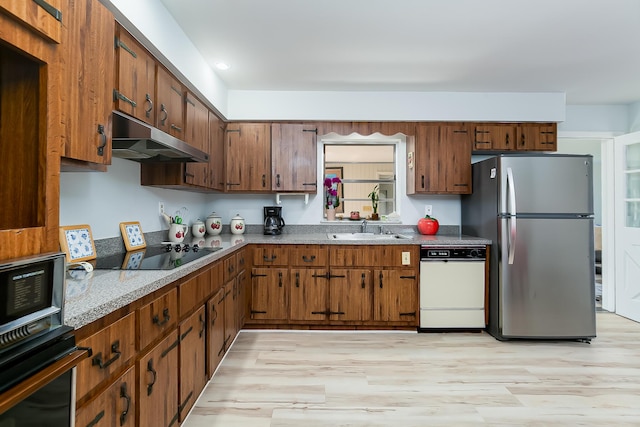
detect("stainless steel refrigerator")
[461,154,596,341]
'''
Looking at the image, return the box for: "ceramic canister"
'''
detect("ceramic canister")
[192,219,206,238]
[205,212,222,236]
[230,214,245,235]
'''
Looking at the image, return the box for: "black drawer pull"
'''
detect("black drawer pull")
[92,340,121,369]
[251,272,267,277]
[179,391,194,414]
[302,255,316,263]
[153,308,171,326]
[146,359,157,396]
[86,410,105,427]
[263,255,277,262]
[120,383,131,426]
[399,275,416,279]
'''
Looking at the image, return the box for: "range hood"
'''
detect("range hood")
[111,111,209,163]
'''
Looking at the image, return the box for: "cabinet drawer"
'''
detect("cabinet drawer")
[138,288,178,350]
[76,365,136,427]
[330,245,417,267]
[179,268,211,317]
[223,254,237,283]
[252,246,289,266]
[236,248,247,272]
[76,313,136,402]
[290,245,328,267]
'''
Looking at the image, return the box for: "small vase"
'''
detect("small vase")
[326,207,336,221]
[371,213,379,220]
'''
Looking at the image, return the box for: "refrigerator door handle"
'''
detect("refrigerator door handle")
[507,167,517,264]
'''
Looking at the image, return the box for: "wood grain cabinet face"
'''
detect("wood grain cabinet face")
[178,306,207,422]
[473,124,516,151]
[114,27,156,125]
[75,312,136,402]
[329,269,372,322]
[155,66,184,138]
[75,366,136,427]
[290,246,328,267]
[289,268,329,321]
[184,91,210,187]
[252,246,290,267]
[137,330,180,427]
[250,268,289,321]
[516,123,558,151]
[206,288,226,378]
[0,0,63,43]
[137,288,178,350]
[179,267,212,317]
[373,269,418,323]
[271,123,318,192]
[225,123,271,191]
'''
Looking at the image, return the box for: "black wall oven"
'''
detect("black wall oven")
[0,253,82,426]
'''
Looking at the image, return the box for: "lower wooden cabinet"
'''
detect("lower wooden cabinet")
[137,330,180,427]
[250,267,289,320]
[289,268,328,321]
[178,306,207,422]
[329,269,372,322]
[75,366,136,427]
[373,269,418,323]
[206,288,226,378]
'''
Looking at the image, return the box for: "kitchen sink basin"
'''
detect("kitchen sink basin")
[327,232,412,240]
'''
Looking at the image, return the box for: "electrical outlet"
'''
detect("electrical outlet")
[402,251,410,265]
[424,205,433,216]
[159,201,165,215]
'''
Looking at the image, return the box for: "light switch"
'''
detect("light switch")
[402,251,410,265]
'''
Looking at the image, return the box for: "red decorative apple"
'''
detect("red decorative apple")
[417,215,439,235]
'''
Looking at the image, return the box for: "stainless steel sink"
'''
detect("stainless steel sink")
[327,232,412,240]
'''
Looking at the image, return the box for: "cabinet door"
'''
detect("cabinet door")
[252,245,290,266]
[250,268,289,321]
[441,124,472,193]
[373,269,418,323]
[184,92,210,187]
[208,111,225,191]
[0,0,63,43]
[138,331,180,427]
[289,269,328,321]
[207,289,226,377]
[156,66,184,138]
[61,0,114,166]
[413,124,441,192]
[223,282,237,349]
[329,269,372,321]
[225,123,271,191]
[76,313,136,402]
[75,366,136,427]
[271,124,318,192]
[473,124,515,151]
[236,269,248,330]
[178,306,207,422]
[179,267,211,317]
[114,27,156,124]
[138,288,178,350]
[517,123,557,151]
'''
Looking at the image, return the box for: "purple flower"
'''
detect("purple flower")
[324,177,332,188]
[332,176,341,184]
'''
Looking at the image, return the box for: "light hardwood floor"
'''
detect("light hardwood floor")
[184,312,640,426]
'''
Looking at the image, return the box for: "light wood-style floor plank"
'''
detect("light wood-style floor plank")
[184,312,640,426]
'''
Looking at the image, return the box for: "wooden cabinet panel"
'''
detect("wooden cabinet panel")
[208,111,225,191]
[138,331,180,427]
[329,245,417,267]
[236,248,247,273]
[0,0,62,43]
[155,66,183,138]
[206,288,226,378]
[252,245,290,266]
[373,269,418,324]
[290,245,328,267]
[223,283,236,349]
[516,123,557,151]
[441,124,472,193]
[76,312,136,402]
[329,269,372,322]
[271,123,318,192]
[184,91,210,187]
[137,288,178,350]
[76,366,136,427]
[223,253,237,283]
[289,268,328,321]
[225,123,271,191]
[60,0,114,167]
[179,267,211,316]
[236,269,248,330]
[114,27,156,125]
[473,124,516,151]
[178,306,207,422]
[250,268,288,321]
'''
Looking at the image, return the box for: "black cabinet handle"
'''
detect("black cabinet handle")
[520,133,526,147]
[120,383,131,426]
[144,93,153,118]
[421,175,425,189]
[92,340,121,369]
[278,271,283,287]
[86,410,105,427]
[161,337,180,358]
[159,104,168,126]
[276,174,281,188]
[400,312,417,317]
[379,272,384,288]
[263,255,277,262]
[505,133,510,146]
[262,174,266,187]
[153,308,171,327]
[210,306,218,326]
[178,391,194,417]
[295,272,300,288]
[251,272,267,278]
[146,359,157,396]
[361,273,366,289]
[97,124,106,156]
[199,313,205,338]
[302,255,316,263]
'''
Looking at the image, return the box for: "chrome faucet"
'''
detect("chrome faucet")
[361,219,368,233]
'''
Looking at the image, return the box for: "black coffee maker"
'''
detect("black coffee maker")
[264,206,285,235]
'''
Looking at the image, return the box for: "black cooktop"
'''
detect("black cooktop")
[94,244,222,270]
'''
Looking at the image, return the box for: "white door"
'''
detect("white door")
[614,132,640,322]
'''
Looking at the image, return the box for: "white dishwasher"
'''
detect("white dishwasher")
[419,246,486,330]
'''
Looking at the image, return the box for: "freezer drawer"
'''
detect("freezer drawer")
[420,260,485,328]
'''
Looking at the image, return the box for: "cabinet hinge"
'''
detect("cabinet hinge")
[33,0,62,22]
[303,128,318,134]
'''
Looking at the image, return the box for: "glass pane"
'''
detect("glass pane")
[626,172,640,199]
[626,143,640,169]
[627,201,640,228]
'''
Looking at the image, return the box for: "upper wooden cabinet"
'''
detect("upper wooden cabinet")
[0,7,62,259]
[60,0,114,169]
[184,91,210,187]
[155,66,184,138]
[208,111,226,191]
[271,124,318,192]
[0,0,63,43]
[473,122,557,152]
[225,123,271,192]
[114,26,156,125]
[407,123,472,195]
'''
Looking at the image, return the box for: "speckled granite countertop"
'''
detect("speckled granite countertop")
[63,229,490,329]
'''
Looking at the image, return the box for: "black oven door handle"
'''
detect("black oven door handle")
[120,382,131,426]
[91,340,121,370]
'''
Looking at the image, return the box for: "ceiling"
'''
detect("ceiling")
[159,0,640,105]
